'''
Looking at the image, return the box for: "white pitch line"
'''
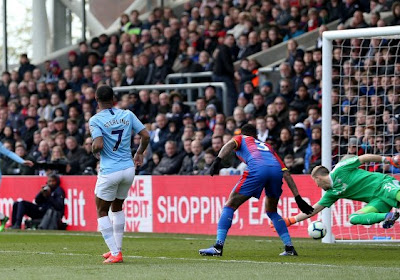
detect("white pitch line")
[1,250,399,272]
[4,231,400,247]
[0,231,215,241]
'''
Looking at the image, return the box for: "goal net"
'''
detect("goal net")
[321,26,400,243]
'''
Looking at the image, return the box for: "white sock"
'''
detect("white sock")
[112,211,125,252]
[98,216,119,256]
[0,212,4,220]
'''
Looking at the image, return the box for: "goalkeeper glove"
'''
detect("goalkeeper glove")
[295,195,314,214]
[382,156,400,168]
[209,157,222,176]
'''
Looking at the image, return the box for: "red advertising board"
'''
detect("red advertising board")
[0,175,398,239]
[152,176,322,237]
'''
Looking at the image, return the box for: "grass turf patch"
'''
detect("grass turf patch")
[0,231,398,280]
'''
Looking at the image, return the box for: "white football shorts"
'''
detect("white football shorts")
[94,167,135,201]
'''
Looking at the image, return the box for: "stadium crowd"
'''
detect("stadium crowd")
[0,0,398,176]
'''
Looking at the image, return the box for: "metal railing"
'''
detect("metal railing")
[165,71,213,84]
[113,82,229,115]
[165,72,213,101]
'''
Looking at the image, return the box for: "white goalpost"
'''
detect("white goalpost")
[321,26,400,243]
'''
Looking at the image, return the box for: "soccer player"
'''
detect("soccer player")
[0,143,34,231]
[89,85,149,264]
[199,124,314,257]
[281,155,400,229]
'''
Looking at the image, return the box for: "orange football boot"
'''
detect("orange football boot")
[103,252,123,264]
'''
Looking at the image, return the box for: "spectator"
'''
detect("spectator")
[212,36,237,115]
[291,58,306,91]
[266,115,280,140]
[178,138,194,175]
[340,0,363,24]
[198,147,216,175]
[18,54,35,81]
[305,139,322,174]
[152,140,183,175]
[4,143,35,175]
[283,20,305,41]
[256,116,268,142]
[66,118,84,145]
[327,0,346,22]
[150,113,169,153]
[151,54,171,84]
[278,78,294,104]
[391,2,400,25]
[140,151,162,175]
[274,96,289,126]
[65,136,84,175]
[48,145,69,175]
[205,86,222,113]
[241,31,262,58]
[277,127,293,159]
[121,65,136,86]
[284,154,302,174]
[11,173,64,229]
[252,93,267,117]
[79,137,98,175]
[21,116,38,151]
[290,84,315,114]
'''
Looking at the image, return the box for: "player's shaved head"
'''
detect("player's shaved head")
[311,165,330,178]
[96,85,114,102]
[241,124,257,138]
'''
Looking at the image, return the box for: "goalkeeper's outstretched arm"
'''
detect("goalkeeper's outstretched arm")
[359,154,399,166]
[284,203,326,226]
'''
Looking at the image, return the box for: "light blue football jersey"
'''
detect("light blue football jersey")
[89,108,145,175]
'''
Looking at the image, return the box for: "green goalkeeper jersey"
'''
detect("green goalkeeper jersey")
[318,156,395,207]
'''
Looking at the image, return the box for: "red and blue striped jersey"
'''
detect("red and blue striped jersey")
[232,135,287,171]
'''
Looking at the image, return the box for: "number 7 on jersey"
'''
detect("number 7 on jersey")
[111,129,124,151]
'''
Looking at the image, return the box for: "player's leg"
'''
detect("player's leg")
[264,168,297,256]
[96,196,120,259]
[111,199,125,253]
[216,192,250,246]
[94,173,121,263]
[348,198,398,228]
[199,191,250,256]
[348,206,385,225]
[265,197,297,256]
[110,167,135,256]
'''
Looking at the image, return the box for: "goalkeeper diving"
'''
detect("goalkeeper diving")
[282,154,400,229]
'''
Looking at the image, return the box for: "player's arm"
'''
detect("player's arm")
[92,137,104,154]
[133,129,150,167]
[283,170,314,214]
[279,203,326,227]
[359,154,389,164]
[89,119,103,155]
[217,139,237,159]
[0,143,33,167]
[209,139,237,176]
[358,154,400,168]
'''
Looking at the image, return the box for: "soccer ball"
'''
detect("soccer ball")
[308,221,327,239]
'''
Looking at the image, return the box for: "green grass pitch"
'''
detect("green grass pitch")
[0,231,398,280]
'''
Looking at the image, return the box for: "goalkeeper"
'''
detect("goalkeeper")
[282,154,400,229]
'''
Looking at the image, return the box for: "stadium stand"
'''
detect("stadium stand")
[0,0,398,176]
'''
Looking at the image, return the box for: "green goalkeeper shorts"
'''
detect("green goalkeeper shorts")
[372,179,400,210]
[366,199,392,213]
